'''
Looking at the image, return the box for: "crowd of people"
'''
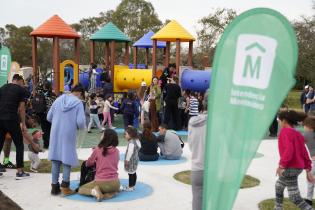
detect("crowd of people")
[1,63,315,210]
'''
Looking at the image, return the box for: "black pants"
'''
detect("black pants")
[129,173,137,187]
[98,113,104,123]
[123,114,134,129]
[164,100,179,130]
[38,113,51,149]
[0,119,24,168]
[269,116,278,136]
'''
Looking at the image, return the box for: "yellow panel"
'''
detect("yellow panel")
[151,20,195,42]
[114,66,152,92]
[59,60,78,92]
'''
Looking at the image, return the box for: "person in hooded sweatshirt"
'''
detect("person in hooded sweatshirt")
[188,89,209,210]
[47,85,86,196]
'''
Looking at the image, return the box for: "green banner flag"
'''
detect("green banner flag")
[0,46,11,87]
[203,8,298,210]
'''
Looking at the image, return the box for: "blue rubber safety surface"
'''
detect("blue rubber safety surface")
[66,179,153,202]
[120,153,187,165]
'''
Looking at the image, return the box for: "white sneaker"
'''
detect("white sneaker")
[91,186,103,201]
[109,126,116,130]
[121,185,135,192]
[30,167,38,173]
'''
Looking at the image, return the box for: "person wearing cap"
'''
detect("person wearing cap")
[301,85,310,113]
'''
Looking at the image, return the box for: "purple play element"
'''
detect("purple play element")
[79,68,104,90]
[128,64,147,69]
[181,69,211,92]
[133,31,166,48]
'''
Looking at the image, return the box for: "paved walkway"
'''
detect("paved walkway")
[0,139,310,210]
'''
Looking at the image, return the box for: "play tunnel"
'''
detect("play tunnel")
[114,65,152,92]
[181,69,211,92]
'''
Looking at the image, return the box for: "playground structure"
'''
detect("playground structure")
[133,31,166,68]
[90,22,131,89]
[151,20,195,76]
[29,16,211,94]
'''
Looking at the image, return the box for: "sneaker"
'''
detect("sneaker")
[0,172,3,178]
[121,185,135,192]
[87,131,92,133]
[109,126,116,130]
[30,167,38,173]
[16,171,30,180]
[3,161,16,169]
[0,163,6,172]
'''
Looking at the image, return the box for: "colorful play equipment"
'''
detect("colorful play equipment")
[30,15,80,94]
[78,68,105,90]
[113,65,152,92]
[180,69,211,92]
[59,60,79,92]
[90,22,131,89]
[133,31,166,69]
[151,20,195,76]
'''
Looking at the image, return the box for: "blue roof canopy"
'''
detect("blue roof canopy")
[133,31,166,48]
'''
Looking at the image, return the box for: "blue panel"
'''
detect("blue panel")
[181,69,211,92]
[133,31,166,48]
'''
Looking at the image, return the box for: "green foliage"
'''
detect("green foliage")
[4,24,33,67]
[173,170,260,189]
[196,8,237,67]
[112,0,162,42]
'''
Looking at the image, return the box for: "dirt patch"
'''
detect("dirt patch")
[0,191,23,210]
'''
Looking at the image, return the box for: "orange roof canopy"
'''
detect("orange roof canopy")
[30,15,80,39]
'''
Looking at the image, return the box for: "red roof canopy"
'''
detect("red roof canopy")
[30,15,80,39]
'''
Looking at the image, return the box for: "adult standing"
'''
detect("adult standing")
[301,85,310,113]
[163,76,182,130]
[188,90,208,210]
[149,76,161,131]
[306,86,315,113]
[0,74,30,179]
[48,85,86,196]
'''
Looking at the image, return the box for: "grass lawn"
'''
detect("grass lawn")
[285,90,302,111]
[173,170,260,189]
[23,159,84,173]
[259,198,315,210]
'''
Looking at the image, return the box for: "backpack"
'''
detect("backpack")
[32,93,47,114]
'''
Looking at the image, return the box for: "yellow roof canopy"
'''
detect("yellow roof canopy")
[151,20,195,42]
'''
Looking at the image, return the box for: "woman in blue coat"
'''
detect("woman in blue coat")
[47,85,86,196]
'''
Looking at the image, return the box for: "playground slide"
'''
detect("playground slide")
[180,69,211,92]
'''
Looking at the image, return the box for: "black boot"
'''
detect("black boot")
[51,183,61,195]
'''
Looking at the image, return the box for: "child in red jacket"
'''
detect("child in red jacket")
[275,110,314,210]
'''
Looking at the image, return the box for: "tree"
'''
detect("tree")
[112,0,163,41]
[196,8,237,66]
[4,24,33,67]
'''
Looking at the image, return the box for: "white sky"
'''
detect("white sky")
[1,0,314,37]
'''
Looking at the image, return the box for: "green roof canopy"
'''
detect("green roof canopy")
[90,22,131,42]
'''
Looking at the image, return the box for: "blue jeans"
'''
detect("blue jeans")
[51,160,71,184]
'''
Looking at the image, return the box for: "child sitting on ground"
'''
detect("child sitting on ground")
[123,126,141,191]
[28,130,44,173]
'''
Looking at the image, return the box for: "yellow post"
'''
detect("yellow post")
[59,60,79,92]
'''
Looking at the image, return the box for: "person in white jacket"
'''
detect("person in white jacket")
[188,90,208,210]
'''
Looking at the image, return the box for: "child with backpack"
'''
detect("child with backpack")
[87,93,104,133]
[122,126,141,191]
[275,110,314,210]
[121,91,138,129]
